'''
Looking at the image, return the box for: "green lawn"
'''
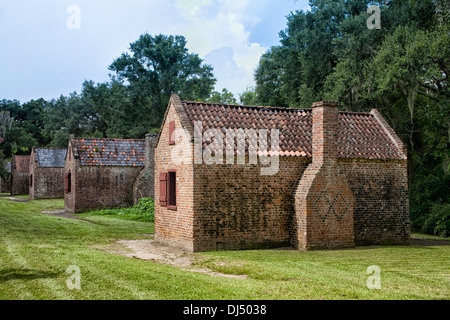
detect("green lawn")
[0,196,448,300]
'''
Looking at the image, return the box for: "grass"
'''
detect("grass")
[88,197,155,222]
[0,196,449,300]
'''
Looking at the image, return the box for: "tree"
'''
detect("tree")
[109,34,216,129]
[239,87,257,106]
[206,88,237,104]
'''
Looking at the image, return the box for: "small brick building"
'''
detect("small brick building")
[64,135,155,213]
[11,155,31,196]
[154,95,410,251]
[29,147,67,200]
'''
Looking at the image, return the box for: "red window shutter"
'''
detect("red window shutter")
[159,172,168,206]
[169,121,175,145]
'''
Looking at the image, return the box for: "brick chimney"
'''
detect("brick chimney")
[311,101,339,164]
[293,101,355,250]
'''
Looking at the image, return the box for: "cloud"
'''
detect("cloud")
[171,0,267,97]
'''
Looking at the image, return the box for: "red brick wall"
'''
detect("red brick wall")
[294,102,355,249]
[11,171,28,195]
[154,97,195,251]
[294,163,355,250]
[29,151,65,199]
[339,158,410,245]
[155,98,409,252]
[193,156,310,251]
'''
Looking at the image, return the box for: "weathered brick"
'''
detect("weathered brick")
[154,95,410,252]
[29,147,67,200]
[64,136,154,213]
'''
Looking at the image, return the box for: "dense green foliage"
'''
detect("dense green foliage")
[89,197,155,222]
[252,0,449,236]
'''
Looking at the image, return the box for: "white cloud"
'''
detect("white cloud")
[171,0,267,97]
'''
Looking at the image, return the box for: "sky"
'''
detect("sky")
[0,0,310,103]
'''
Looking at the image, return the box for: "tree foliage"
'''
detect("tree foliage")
[109,34,216,128]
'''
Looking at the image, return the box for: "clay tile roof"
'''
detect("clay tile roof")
[13,155,30,172]
[35,148,67,168]
[181,101,404,160]
[74,138,146,166]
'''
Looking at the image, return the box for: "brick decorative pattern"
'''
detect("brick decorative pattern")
[294,163,355,250]
[11,155,30,195]
[294,103,355,249]
[154,95,410,252]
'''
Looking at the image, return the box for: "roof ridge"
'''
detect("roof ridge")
[182,101,312,113]
[73,137,145,142]
[338,110,374,115]
[182,101,373,115]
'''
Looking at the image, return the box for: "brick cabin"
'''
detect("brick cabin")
[154,95,410,252]
[64,134,156,213]
[11,155,31,196]
[29,147,67,200]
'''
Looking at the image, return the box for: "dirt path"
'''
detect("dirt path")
[41,209,98,224]
[6,196,30,202]
[96,239,247,280]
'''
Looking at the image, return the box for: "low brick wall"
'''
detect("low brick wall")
[339,158,410,245]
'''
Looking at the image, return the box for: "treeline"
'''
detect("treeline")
[1,0,449,236]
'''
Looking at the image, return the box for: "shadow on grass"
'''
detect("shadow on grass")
[0,268,60,283]
[410,237,450,246]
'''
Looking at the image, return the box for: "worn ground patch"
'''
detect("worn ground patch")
[6,196,30,202]
[95,239,247,280]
